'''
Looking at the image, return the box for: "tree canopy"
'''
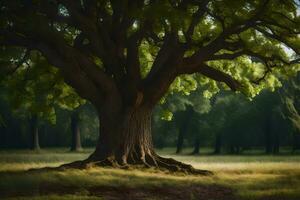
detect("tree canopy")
[0,0,299,106]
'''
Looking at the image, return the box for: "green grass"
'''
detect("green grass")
[0,148,300,200]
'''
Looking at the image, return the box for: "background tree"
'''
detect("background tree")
[0,52,85,150]
[70,109,82,152]
[69,104,98,152]
[281,72,300,152]
[254,91,284,154]
[0,0,299,173]
[160,88,211,154]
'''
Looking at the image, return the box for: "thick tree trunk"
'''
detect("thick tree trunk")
[87,106,155,165]
[30,115,40,151]
[59,105,211,175]
[70,111,82,152]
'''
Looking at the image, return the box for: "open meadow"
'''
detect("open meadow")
[0,148,300,200]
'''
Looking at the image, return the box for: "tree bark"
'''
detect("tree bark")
[30,115,40,151]
[70,111,82,152]
[192,138,200,155]
[58,104,211,175]
[88,106,155,165]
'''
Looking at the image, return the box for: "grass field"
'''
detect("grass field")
[0,148,300,200]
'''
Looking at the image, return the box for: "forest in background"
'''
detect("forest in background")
[1,72,299,154]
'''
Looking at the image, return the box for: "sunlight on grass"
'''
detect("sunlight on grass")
[0,148,300,200]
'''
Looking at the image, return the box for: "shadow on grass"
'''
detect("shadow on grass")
[0,182,235,200]
[0,168,235,200]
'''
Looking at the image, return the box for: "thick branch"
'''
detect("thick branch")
[255,26,300,54]
[180,64,241,91]
[185,0,210,43]
[183,0,270,67]
[199,66,241,91]
[143,33,184,105]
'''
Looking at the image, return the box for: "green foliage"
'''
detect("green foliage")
[159,86,212,122]
[0,51,85,123]
[162,0,299,100]
[208,57,279,97]
[281,72,300,132]
[0,0,299,110]
[139,40,158,78]
[0,0,300,156]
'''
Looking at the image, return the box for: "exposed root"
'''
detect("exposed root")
[30,154,212,176]
[45,107,215,175]
[155,156,213,175]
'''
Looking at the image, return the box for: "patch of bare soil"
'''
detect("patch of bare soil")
[0,183,236,200]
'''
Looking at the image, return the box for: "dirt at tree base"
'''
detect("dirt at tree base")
[0,184,236,200]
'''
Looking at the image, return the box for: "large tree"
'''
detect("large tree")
[0,0,299,174]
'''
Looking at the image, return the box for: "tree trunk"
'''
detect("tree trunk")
[58,105,211,175]
[30,115,40,151]
[192,138,200,155]
[265,117,272,154]
[176,108,193,154]
[214,133,222,154]
[70,111,82,152]
[176,128,185,154]
[272,132,279,154]
[88,106,156,166]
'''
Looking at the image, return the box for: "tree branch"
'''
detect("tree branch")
[255,26,300,54]
[9,49,31,74]
[185,0,210,43]
[180,64,241,91]
[183,0,270,67]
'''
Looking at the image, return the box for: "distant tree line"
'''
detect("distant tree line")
[0,73,299,154]
[153,73,300,154]
[0,92,99,150]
